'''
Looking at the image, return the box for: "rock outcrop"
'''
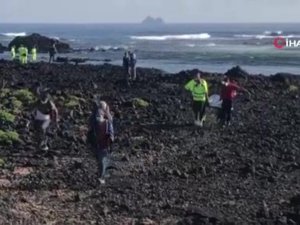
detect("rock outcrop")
[8,33,71,53]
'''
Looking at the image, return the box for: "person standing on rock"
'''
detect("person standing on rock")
[49,42,57,63]
[219,76,247,127]
[129,51,137,81]
[185,72,209,127]
[31,91,59,151]
[123,51,130,82]
[18,45,28,64]
[31,45,37,62]
[87,100,114,184]
[11,46,16,60]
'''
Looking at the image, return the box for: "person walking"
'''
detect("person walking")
[31,90,58,151]
[87,101,114,184]
[219,76,247,127]
[185,72,209,127]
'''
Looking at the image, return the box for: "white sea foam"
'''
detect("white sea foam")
[131,33,211,41]
[1,32,26,37]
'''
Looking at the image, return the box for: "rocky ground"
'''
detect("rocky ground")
[0,60,299,225]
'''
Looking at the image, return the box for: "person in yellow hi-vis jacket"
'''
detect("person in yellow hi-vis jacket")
[11,46,16,60]
[18,45,28,64]
[185,71,209,127]
[31,45,37,62]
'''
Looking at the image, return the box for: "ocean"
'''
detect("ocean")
[1,23,300,75]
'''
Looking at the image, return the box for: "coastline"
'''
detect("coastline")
[0,60,299,224]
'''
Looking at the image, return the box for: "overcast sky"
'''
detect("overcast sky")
[2,0,300,23]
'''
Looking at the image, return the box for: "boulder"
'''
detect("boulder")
[270,73,298,85]
[225,66,249,79]
[8,33,71,53]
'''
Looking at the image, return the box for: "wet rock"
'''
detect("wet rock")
[225,66,249,78]
[8,33,71,53]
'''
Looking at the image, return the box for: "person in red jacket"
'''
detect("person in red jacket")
[220,76,247,126]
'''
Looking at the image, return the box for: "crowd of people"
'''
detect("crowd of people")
[11,45,37,64]
[10,41,58,64]
[6,43,249,184]
[28,70,247,184]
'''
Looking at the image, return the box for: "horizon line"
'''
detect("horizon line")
[1,22,300,25]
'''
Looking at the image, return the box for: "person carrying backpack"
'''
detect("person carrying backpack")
[88,101,114,184]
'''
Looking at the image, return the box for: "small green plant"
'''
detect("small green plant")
[133,98,150,108]
[0,88,11,98]
[0,130,20,145]
[13,89,35,105]
[10,97,23,114]
[289,85,299,92]
[0,110,15,123]
[65,95,85,108]
[0,158,5,167]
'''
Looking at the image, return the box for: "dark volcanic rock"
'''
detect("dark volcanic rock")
[225,66,249,78]
[270,73,300,85]
[8,33,71,53]
[0,60,299,224]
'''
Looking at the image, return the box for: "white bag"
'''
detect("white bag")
[208,94,222,108]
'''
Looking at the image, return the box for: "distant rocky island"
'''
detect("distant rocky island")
[142,16,165,25]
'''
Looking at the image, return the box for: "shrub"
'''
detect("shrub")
[10,97,23,114]
[0,88,11,98]
[13,89,35,105]
[0,110,15,123]
[65,95,85,108]
[0,130,20,145]
[0,158,5,167]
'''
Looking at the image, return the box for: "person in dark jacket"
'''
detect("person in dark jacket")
[49,42,57,63]
[123,51,130,77]
[88,101,114,184]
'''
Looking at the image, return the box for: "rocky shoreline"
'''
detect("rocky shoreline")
[0,60,299,225]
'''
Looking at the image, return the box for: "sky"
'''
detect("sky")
[2,0,300,23]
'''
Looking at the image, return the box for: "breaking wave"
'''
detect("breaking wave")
[130,33,211,41]
[1,32,26,37]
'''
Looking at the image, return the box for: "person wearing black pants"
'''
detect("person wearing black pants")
[220,77,247,126]
[185,72,209,127]
[193,100,205,122]
[220,99,233,126]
